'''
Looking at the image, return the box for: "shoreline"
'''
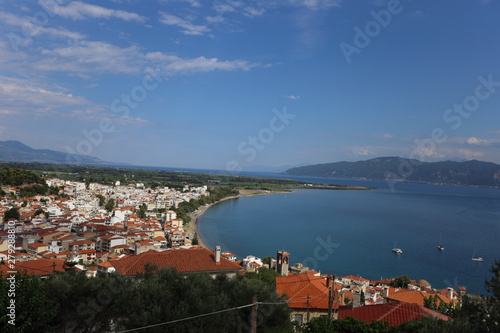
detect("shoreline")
[187,189,289,250]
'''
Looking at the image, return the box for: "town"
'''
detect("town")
[0,174,470,329]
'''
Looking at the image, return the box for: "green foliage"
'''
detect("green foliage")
[137,203,147,219]
[174,187,239,224]
[4,208,19,221]
[96,194,106,206]
[105,198,115,212]
[263,256,275,266]
[301,316,392,333]
[192,233,199,246]
[390,275,411,288]
[0,167,46,186]
[0,273,59,332]
[486,259,500,299]
[245,267,281,287]
[0,268,291,333]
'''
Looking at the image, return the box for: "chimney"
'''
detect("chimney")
[215,245,221,264]
[382,286,389,298]
[353,291,361,308]
[447,287,454,300]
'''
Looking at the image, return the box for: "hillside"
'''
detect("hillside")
[0,140,107,164]
[282,157,500,187]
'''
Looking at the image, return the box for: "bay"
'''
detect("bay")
[198,176,500,295]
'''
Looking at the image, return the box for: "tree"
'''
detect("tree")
[192,233,199,246]
[485,259,500,299]
[137,203,147,219]
[4,208,19,221]
[263,256,275,266]
[390,275,411,288]
[96,194,106,207]
[105,198,115,212]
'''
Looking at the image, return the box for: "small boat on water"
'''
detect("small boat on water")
[438,244,445,251]
[392,248,403,254]
[471,249,483,262]
[392,241,402,254]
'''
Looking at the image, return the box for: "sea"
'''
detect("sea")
[196,173,500,295]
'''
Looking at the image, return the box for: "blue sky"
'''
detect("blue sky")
[1,0,500,171]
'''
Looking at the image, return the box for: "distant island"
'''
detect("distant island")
[282,157,500,188]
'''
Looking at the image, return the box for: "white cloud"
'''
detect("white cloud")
[284,95,301,100]
[69,107,149,126]
[0,75,90,115]
[0,11,85,41]
[244,6,266,18]
[162,56,257,73]
[160,0,201,7]
[39,1,146,23]
[410,10,428,18]
[288,0,343,10]
[458,149,484,160]
[465,136,500,146]
[159,12,210,35]
[37,41,144,74]
[33,40,257,76]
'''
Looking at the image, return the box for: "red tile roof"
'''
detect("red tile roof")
[338,302,450,326]
[387,289,453,307]
[276,271,342,310]
[111,248,243,276]
[1,258,66,276]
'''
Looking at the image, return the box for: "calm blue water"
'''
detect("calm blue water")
[199,177,500,295]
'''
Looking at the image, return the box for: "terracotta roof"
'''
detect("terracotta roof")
[343,275,370,283]
[1,258,66,276]
[276,271,342,310]
[111,248,243,276]
[387,289,453,307]
[338,302,450,326]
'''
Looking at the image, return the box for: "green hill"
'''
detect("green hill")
[282,157,500,187]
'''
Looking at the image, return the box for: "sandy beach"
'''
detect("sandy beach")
[187,189,290,250]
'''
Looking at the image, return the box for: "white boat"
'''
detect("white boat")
[392,248,403,254]
[438,244,445,251]
[471,249,483,262]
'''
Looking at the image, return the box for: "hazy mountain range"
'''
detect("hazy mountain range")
[0,140,107,165]
[282,157,500,187]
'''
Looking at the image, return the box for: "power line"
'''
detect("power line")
[117,302,257,333]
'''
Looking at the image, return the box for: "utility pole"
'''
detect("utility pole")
[327,275,333,319]
[306,294,310,323]
[251,296,257,333]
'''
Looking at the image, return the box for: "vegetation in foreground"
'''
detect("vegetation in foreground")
[0,260,499,332]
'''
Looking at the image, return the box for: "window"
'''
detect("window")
[293,314,303,325]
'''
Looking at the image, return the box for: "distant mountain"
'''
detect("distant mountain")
[282,156,500,187]
[0,140,109,165]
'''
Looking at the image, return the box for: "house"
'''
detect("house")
[97,261,116,274]
[1,258,66,277]
[68,239,95,254]
[221,251,237,262]
[242,255,263,272]
[27,242,49,256]
[385,288,456,308]
[338,302,450,326]
[276,271,344,325]
[110,246,242,278]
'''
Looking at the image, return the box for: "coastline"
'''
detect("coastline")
[187,189,290,250]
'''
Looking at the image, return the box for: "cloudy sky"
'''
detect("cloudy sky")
[1,0,500,171]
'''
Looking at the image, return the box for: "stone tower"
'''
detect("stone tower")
[276,250,290,276]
